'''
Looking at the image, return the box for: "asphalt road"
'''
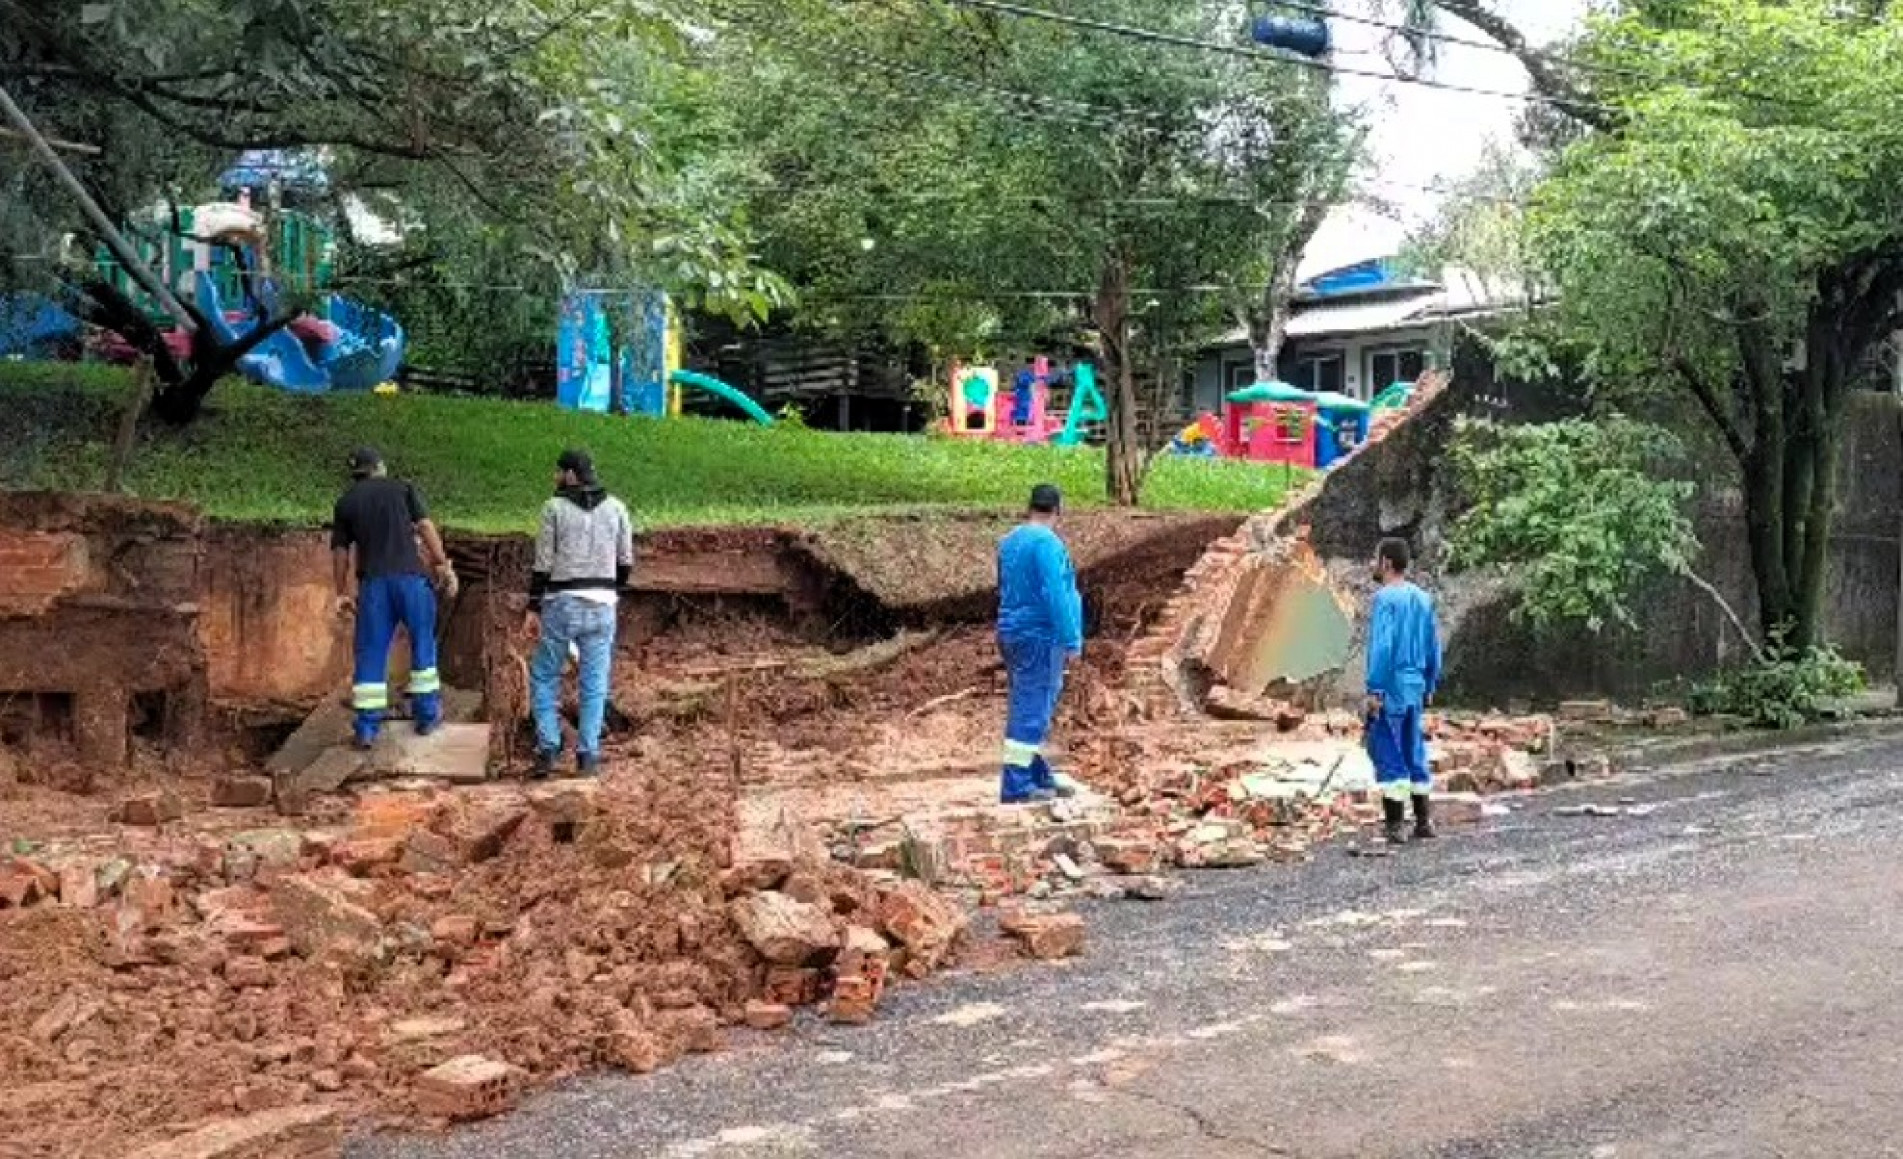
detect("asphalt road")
[352,733,1903,1159]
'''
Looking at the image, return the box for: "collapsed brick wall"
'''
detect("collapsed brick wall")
[0,492,207,765]
[1125,371,1455,718]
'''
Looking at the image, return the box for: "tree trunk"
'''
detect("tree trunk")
[1734,323,1847,651]
[1248,260,1300,383]
[1097,247,1142,506]
[1246,201,1329,383]
[105,359,155,493]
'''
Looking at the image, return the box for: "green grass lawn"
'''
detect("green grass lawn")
[0,364,1306,532]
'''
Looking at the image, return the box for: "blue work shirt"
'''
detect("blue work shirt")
[997,523,1083,652]
[1365,580,1442,711]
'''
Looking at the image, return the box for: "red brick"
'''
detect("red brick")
[876,882,966,974]
[0,532,87,609]
[119,867,176,927]
[431,914,480,948]
[57,863,99,908]
[605,1009,677,1074]
[209,776,274,809]
[828,975,877,1025]
[1094,837,1160,876]
[0,859,46,907]
[431,799,528,865]
[271,871,384,962]
[762,966,823,1007]
[1008,912,1086,960]
[742,1001,793,1031]
[413,1055,524,1121]
[330,837,404,875]
[224,955,272,989]
[110,790,183,827]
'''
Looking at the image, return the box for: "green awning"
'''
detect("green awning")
[1226,380,1314,404]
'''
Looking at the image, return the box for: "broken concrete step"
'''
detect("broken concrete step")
[368,722,492,782]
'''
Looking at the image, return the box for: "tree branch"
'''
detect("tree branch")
[1673,355,1750,464]
[1681,566,1766,664]
[1431,1,1614,130]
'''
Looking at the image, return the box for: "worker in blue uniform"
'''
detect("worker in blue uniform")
[1363,536,1443,844]
[331,447,458,749]
[996,483,1084,804]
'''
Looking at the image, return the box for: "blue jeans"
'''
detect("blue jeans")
[352,574,440,745]
[530,594,618,759]
[999,635,1068,802]
[1366,704,1432,802]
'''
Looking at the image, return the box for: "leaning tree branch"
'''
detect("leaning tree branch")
[1431,0,1615,131]
[1681,566,1766,664]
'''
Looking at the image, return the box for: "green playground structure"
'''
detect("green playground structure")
[668,368,775,425]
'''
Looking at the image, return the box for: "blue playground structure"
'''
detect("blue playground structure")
[0,294,81,359]
[3,149,406,394]
[556,288,774,424]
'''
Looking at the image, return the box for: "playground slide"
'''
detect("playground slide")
[194,273,404,394]
[667,369,774,425]
[194,272,330,393]
[322,294,406,391]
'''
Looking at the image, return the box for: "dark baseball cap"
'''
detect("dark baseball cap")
[1028,483,1062,514]
[557,448,595,479]
[347,446,383,476]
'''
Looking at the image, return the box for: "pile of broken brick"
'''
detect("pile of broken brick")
[0,773,1048,1156]
[912,709,1566,906]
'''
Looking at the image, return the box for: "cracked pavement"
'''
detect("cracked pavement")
[350,734,1903,1158]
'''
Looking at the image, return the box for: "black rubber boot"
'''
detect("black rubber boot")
[529,749,558,781]
[1382,798,1410,845]
[1412,794,1437,841]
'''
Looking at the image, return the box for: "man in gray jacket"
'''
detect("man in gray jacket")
[526,448,635,778]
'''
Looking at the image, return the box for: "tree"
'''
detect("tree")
[1388,0,1903,652]
[1447,415,1764,651]
[708,0,1360,503]
[2,0,786,417]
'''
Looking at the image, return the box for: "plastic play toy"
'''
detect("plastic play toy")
[70,155,405,393]
[944,356,1106,446]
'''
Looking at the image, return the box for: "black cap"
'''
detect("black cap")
[1028,483,1062,514]
[557,448,596,481]
[347,446,382,477]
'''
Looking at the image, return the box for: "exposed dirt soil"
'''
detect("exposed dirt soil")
[0,504,1233,1159]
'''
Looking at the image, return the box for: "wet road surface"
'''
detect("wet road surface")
[352,735,1903,1158]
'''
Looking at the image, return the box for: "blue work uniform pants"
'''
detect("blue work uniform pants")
[1366,704,1432,801]
[530,594,618,760]
[999,635,1068,802]
[352,574,441,744]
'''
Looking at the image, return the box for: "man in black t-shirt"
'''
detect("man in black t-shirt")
[331,447,457,748]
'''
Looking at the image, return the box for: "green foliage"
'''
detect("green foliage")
[4,0,787,331]
[0,365,1301,530]
[1692,642,1864,730]
[705,1,1356,355]
[1447,416,1697,632]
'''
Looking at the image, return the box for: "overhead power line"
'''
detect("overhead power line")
[1267,1,1654,86]
[941,0,1622,113]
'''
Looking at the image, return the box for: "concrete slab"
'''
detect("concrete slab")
[265,696,353,778]
[368,723,492,782]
